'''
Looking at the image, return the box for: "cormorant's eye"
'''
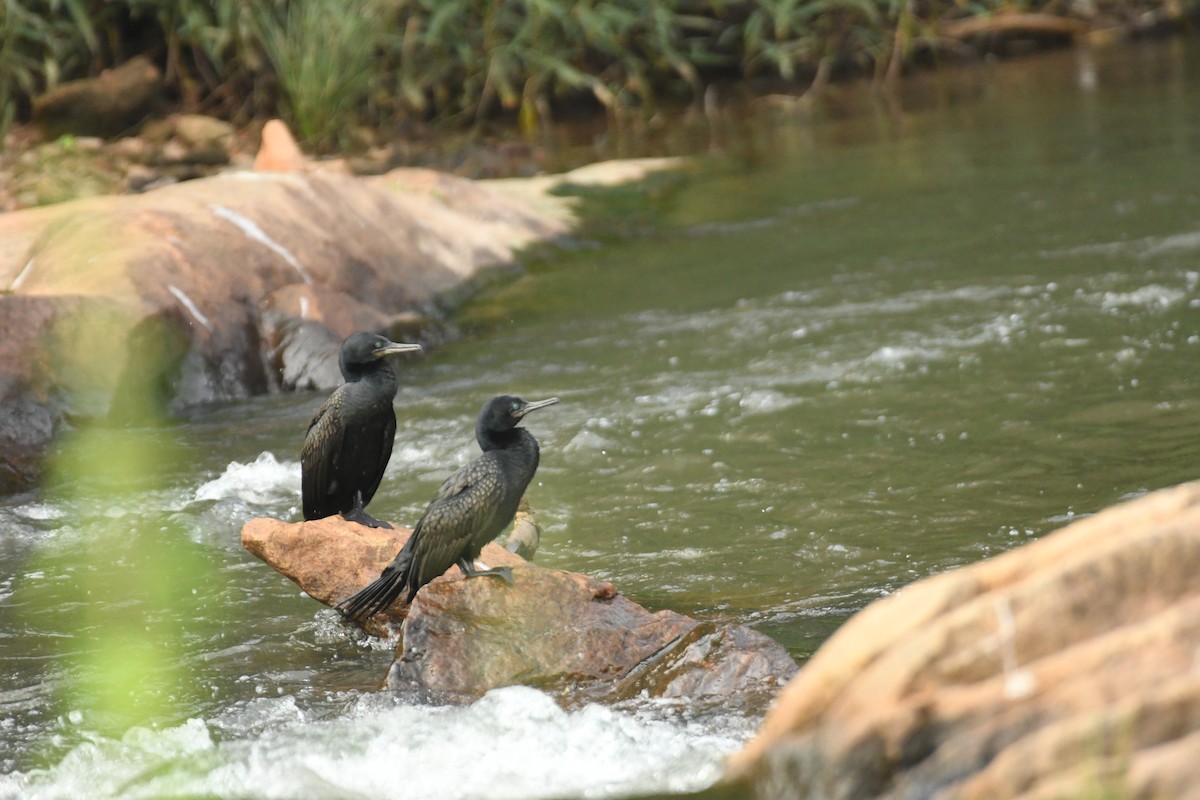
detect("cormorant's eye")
[511,402,521,412]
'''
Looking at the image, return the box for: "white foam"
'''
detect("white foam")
[738,389,799,415]
[1098,285,1185,311]
[1,687,749,800]
[194,452,300,505]
[1139,230,1200,258]
[14,503,67,521]
[561,429,618,454]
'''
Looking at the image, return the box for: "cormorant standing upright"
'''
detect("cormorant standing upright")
[301,332,422,529]
[339,394,559,621]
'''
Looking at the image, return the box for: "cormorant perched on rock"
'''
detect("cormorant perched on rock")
[339,394,559,621]
[301,332,422,529]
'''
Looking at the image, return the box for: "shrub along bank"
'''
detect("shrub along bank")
[1,0,1194,148]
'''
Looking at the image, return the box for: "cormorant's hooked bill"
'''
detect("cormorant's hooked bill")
[338,393,559,622]
[300,332,422,529]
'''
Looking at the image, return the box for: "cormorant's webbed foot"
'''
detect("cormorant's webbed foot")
[457,558,514,585]
[342,494,393,529]
[342,509,393,529]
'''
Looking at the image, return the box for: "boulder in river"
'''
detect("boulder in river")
[723,481,1200,799]
[0,158,678,493]
[0,168,564,491]
[241,516,798,707]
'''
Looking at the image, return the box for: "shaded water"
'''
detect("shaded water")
[4,39,1200,798]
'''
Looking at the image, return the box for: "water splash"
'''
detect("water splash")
[194,452,300,506]
[0,687,750,800]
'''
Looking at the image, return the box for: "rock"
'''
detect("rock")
[0,295,85,491]
[32,56,163,140]
[723,481,1200,799]
[503,497,540,559]
[0,168,568,488]
[254,120,307,173]
[140,114,235,168]
[0,158,678,489]
[241,516,798,706]
[172,114,235,165]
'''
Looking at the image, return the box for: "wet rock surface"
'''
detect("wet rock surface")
[723,481,1200,800]
[242,516,798,707]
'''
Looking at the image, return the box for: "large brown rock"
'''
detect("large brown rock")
[241,516,797,706]
[723,482,1200,799]
[0,159,679,492]
[0,168,565,491]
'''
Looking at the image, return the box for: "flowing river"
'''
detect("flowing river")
[3,38,1200,799]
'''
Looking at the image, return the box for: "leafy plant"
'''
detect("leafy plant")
[256,0,385,149]
[1,0,101,139]
[3,0,1197,143]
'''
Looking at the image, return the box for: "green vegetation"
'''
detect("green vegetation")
[257,0,386,148]
[20,307,222,743]
[0,0,1193,146]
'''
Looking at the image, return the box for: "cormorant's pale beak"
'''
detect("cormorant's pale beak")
[373,342,423,358]
[514,397,560,418]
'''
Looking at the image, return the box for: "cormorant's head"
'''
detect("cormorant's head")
[339,332,422,376]
[479,395,560,433]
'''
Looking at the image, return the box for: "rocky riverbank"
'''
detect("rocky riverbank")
[722,481,1200,799]
[0,131,678,492]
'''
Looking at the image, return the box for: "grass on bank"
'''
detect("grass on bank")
[0,0,1194,147]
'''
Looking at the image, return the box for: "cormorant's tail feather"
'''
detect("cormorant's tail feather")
[338,550,413,622]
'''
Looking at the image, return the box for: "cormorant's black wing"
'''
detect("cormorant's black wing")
[300,392,345,520]
[407,455,508,592]
[337,537,415,622]
[358,413,396,508]
[339,454,507,623]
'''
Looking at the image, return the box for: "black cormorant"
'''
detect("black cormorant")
[339,394,559,621]
[301,332,422,529]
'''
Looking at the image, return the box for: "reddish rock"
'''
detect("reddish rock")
[254,120,307,173]
[0,158,678,489]
[724,482,1200,799]
[241,516,526,630]
[242,516,797,706]
[0,168,566,488]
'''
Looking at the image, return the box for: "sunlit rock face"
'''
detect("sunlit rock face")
[242,516,798,707]
[0,169,566,491]
[723,482,1200,799]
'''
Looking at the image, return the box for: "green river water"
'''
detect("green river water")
[2,37,1200,800]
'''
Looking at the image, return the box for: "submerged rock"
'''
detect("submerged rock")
[723,481,1200,799]
[242,516,797,707]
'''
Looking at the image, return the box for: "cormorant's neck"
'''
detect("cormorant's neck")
[477,425,534,453]
[343,361,395,385]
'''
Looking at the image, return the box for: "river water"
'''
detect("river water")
[4,39,1200,799]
